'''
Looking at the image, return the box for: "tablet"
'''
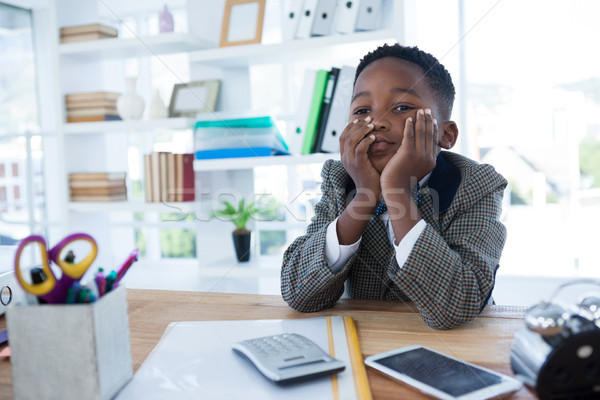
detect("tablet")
[364,345,522,400]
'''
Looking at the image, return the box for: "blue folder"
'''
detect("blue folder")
[195,147,291,160]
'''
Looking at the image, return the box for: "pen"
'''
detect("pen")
[66,281,80,304]
[30,267,47,304]
[95,267,106,297]
[105,270,117,293]
[114,249,139,287]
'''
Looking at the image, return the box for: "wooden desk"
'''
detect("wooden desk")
[0,289,535,399]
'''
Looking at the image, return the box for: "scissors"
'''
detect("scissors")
[14,233,98,304]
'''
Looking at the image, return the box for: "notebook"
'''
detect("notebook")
[115,316,371,399]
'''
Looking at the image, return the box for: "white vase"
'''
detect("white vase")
[117,77,145,120]
[148,90,168,119]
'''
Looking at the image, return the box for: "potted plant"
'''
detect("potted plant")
[213,198,260,262]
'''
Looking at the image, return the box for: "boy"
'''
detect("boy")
[280,43,507,330]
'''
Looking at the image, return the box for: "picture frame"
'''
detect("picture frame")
[219,0,266,47]
[168,80,221,118]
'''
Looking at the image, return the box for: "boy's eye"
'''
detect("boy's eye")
[394,105,411,112]
[353,108,370,115]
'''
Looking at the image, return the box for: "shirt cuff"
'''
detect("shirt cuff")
[325,217,361,273]
[393,219,427,268]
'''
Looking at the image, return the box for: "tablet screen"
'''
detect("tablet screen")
[375,347,502,397]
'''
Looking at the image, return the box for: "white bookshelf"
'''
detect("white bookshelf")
[188,29,397,67]
[48,0,404,277]
[62,117,194,134]
[58,32,213,60]
[194,152,340,171]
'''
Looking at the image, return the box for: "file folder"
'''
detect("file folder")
[296,0,318,39]
[311,0,337,36]
[290,68,318,154]
[335,0,360,34]
[314,67,340,153]
[355,0,383,31]
[320,65,356,153]
[301,69,329,154]
[282,0,304,42]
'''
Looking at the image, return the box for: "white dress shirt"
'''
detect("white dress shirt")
[325,174,430,273]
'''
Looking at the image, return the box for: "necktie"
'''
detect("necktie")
[374,201,387,216]
[373,184,423,217]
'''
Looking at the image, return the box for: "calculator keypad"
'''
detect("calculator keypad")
[232,332,345,383]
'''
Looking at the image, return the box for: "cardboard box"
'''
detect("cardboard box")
[6,286,132,400]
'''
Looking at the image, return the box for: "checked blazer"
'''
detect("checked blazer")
[281,151,508,330]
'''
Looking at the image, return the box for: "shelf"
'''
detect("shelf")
[58,32,214,60]
[194,152,340,171]
[62,117,194,134]
[188,29,397,67]
[68,200,199,213]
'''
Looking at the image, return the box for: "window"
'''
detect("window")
[0,2,43,253]
[414,0,600,278]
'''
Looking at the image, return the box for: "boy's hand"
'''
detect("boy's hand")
[380,109,438,192]
[339,116,381,202]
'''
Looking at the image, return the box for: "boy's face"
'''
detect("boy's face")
[349,56,444,173]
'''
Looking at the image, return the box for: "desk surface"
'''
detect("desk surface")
[0,289,535,399]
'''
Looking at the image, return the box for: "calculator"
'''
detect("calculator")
[231,333,345,384]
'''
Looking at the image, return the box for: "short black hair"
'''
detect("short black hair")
[355,43,456,121]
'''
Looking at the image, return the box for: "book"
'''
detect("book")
[69,180,126,189]
[66,99,118,109]
[301,69,329,154]
[149,152,162,203]
[180,153,195,202]
[66,107,119,118]
[70,186,127,196]
[60,32,117,43]
[69,172,126,181]
[158,152,169,202]
[166,152,176,202]
[195,147,290,160]
[67,115,121,123]
[143,154,152,202]
[65,92,121,102]
[70,193,127,202]
[314,67,340,153]
[114,316,371,399]
[60,23,118,37]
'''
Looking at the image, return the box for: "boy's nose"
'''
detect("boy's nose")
[372,115,389,130]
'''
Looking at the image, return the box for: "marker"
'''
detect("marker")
[114,249,139,286]
[105,270,117,293]
[66,281,81,304]
[95,268,106,297]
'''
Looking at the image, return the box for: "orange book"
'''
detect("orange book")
[67,115,121,123]
[69,172,126,181]
[60,23,118,37]
[70,186,127,196]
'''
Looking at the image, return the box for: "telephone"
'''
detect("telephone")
[510,279,600,400]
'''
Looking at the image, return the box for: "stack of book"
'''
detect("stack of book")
[143,152,195,202]
[59,23,118,43]
[65,91,121,123]
[69,172,127,202]
[194,116,289,159]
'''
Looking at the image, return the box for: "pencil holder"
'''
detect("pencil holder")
[6,285,132,400]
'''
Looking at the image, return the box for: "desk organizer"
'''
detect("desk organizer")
[6,285,132,400]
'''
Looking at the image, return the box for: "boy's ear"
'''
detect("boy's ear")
[438,121,459,149]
